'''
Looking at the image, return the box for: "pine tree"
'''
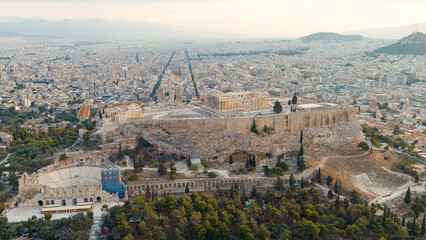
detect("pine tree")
[229,155,233,164]
[292,92,298,104]
[404,187,411,204]
[422,214,426,235]
[273,100,283,114]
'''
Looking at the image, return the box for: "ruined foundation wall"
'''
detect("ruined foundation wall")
[130,108,357,134]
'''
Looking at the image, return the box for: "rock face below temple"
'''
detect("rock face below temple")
[106,113,362,162]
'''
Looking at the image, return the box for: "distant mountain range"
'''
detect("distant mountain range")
[0,19,244,40]
[345,22,426,39]
[300,32,364,42]
[373,32,426,55]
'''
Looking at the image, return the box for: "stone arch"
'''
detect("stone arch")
[38,200,44,206]
[73,198,77,205]
[61,199,66,206]
[90,197,93,202]
[96,197,101,203]
[84,198,88,203]
[191,182,194,187]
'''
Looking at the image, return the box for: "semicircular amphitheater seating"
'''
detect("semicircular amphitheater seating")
[37,167,103,188]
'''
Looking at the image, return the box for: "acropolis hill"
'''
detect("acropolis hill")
[105,107,362,162]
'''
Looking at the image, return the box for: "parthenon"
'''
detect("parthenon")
[207,91,269,112]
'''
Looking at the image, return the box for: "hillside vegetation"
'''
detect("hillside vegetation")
[373,32,426,55]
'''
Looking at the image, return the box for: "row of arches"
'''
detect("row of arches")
[37,197,101,206]
[127,177,299,192]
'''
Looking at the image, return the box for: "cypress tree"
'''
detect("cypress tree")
[402,215,406,227]
[300,130,303,144]
[410,220,417,236]
[326,176,333,186]
[292,92,298,104]
[146,184,151,200]
[382,206,387,226]
[334,180,339,194]
[229,155,233,164]
[250,185,257,199]
[28,219,33,238]
[289,174,295,189]
[315,168,322,184]
[327,189,334,199]
[300,177,305,189]
[300,145,304,156]
[288,99,291,105]
[335,196,340,209]
[185,184,189,194]
[404,187,411,204]
[422,214,426,235]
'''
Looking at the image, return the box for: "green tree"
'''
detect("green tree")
[274,177,285,193]
[404,187,411,204]
[300,130,303,144]
[28,219,33,238]
[185,183,189,194]
[229,155,233,164]
[422,214,426,235]
[239,224,255,240]
[300,145,304,156]
[357,141,370,151]
[59,153,68,161]
[292,92,298,105]
[288,99,291,105]
[273,100,283,114]
[393,125,401,135]
[297,154,305,172]
[250,120,259,135]
[315,168,322,184]
[327,189,334,199]
[289,174,295,189]
[326,175,333,186]
[158,163,167,176]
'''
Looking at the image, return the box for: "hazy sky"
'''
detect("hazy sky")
[1,0,425,37]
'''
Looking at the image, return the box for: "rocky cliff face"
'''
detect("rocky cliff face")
[107,118,362,162]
